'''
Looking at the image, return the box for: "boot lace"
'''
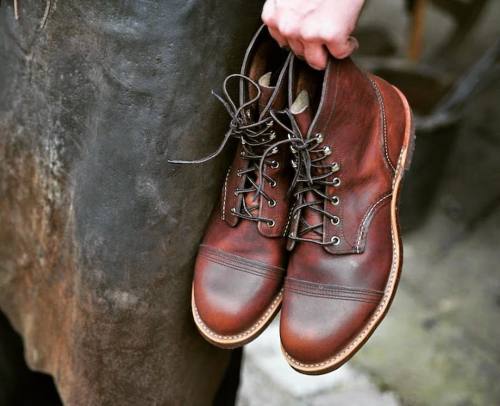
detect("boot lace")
[169,74,282,226]
[256,110,342,245]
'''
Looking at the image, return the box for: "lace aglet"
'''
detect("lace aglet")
[167,159,190,164]
[167,158,210,165]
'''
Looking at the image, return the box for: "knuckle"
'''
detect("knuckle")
[261,2,277,25]
[300,26,320,41]
[262,15,276,26]
[323,28,346,44]
[261,9,274,25]
[277,19,291,35]
[278,20,299,38]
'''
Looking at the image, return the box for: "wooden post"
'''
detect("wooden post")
[13,0,19,20]
[409,0,427,61]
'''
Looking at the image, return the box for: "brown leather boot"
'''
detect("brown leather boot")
[279,57,415,373]
[170,27,292,348]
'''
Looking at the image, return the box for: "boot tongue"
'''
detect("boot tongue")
[256,72,286,114]
[290,90,324,243]
[290,89,311,134]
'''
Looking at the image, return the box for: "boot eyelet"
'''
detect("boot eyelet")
[267,220,276,228]
[331,196,340,205]
[230,208,237,214]
[331,236,341,245]
[330,216,340,225]
[315,132,323,143]
[270,160,279,169]
[236,169,242,177]
[323,146,332,156]
[333,177,341,187]
[269,180,277,188]
[268,199,277,207]
[234,191,239,196]
[267,120,274,127]
[240,151,245,157]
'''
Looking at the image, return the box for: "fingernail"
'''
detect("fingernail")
[309,64,324,71]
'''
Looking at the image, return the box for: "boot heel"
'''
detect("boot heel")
[405,109,417,172]
[391,85,416,173]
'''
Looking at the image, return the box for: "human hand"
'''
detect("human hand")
[262,0,366,70]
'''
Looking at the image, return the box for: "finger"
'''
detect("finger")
[261,0,277,26]
[300,25,322,43]
[326,35,359,59]
[303,43,328,70]
[268,26,288,48]
[288,38,305,57]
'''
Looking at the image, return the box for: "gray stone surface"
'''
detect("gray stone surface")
[238,319,399,406]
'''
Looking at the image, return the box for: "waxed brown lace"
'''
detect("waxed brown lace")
[169,73,284,225]
[257,110,341,245]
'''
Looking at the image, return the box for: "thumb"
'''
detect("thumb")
[326,35,359,59]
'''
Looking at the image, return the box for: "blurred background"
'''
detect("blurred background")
[238,0,500,405]
[1,0,499,405]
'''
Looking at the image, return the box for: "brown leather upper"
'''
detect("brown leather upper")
[280,56,409,366]
[192,26,291,339]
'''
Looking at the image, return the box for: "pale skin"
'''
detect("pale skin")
[262,0,367,70]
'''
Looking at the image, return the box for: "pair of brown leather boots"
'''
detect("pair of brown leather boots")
[171,26,415,375]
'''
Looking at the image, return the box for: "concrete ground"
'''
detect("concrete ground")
[237,1,500,405]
